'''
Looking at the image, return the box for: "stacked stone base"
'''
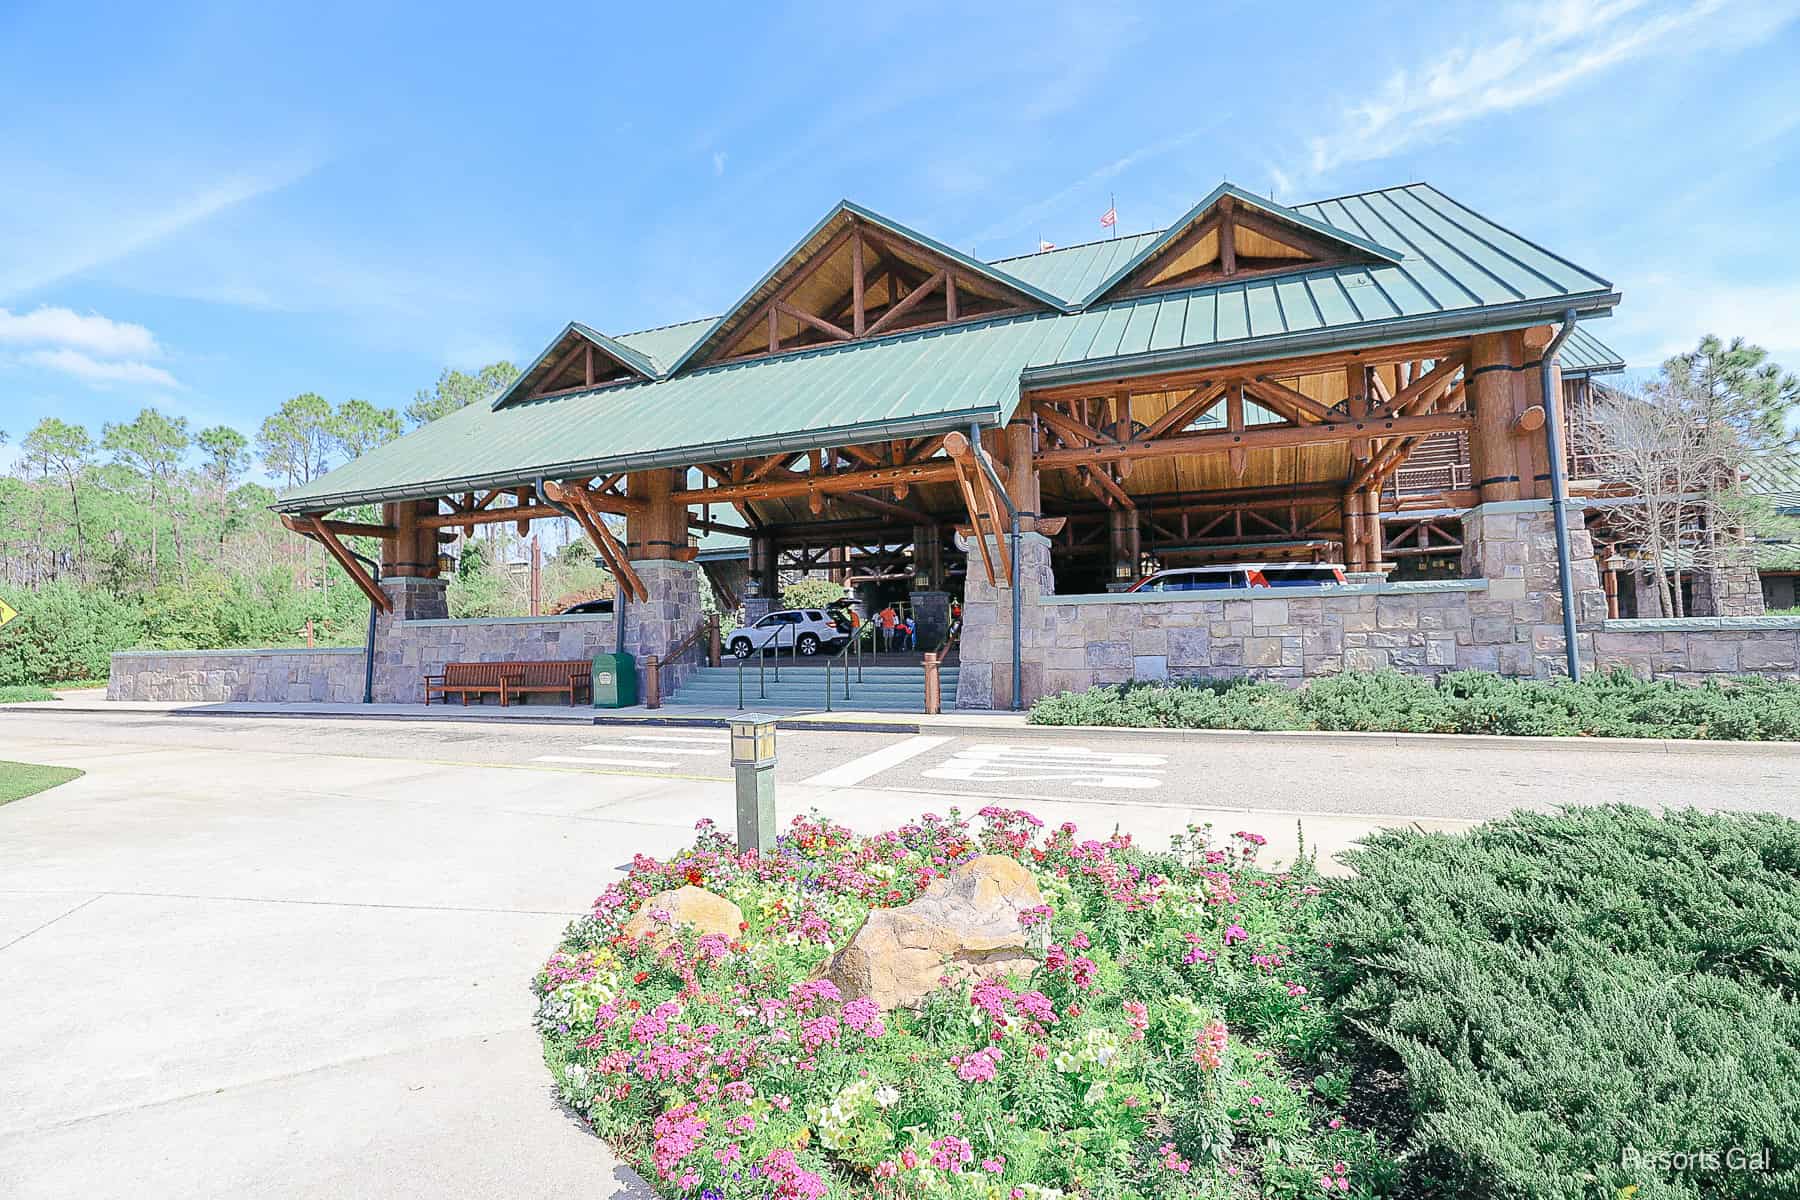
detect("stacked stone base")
[955,501,1799,707]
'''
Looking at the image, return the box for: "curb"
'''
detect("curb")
[11,701,1799,757]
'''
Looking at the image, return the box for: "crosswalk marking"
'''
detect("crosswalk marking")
[620,734,726,745]
[575,743,717,756]
[799,734,951,788]
[535,754,679,768]
[922,743,1168,790]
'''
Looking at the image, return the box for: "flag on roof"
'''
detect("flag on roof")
[1099,206,1116,229]
[1038,239,1056,252]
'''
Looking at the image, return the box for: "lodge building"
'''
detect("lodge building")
[114,180,1798,710]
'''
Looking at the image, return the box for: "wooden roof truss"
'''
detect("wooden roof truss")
[1113,195,1383,298]
[703,217,1046,365]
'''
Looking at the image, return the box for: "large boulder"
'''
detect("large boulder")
[818,854,1043,1010]
[622,885,744,946]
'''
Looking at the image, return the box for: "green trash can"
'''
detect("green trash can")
[592,652,638,708]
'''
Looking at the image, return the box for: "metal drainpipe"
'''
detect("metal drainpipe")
[1540,310,1582,681]
[537,475,627,655]
[969,424,1024,711]
[345,547,381,704]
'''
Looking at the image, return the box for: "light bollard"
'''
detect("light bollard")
[729,714,779,853]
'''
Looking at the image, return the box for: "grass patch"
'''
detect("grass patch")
[0,685,57,704]
[1322,806,1800,1198]
[0,760,83,805]
[1028,668,1800,740]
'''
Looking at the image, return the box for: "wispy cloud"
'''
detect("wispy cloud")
[20,348,180,389]
[0,154,322,300]
[1301,0,1799,180]
[0,306,161,358]
[1610,270,1800,369]
[712,150,728,177]
[962,125,1216,251]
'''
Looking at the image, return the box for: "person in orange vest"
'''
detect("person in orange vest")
[878,603,899,651]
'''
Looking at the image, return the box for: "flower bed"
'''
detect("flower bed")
[534,810,1389,1198]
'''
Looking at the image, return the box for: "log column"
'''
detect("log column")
[1469,332,1524,504]
[1107,507,1140,590]
[625,469,687,560]
[381,499,439,578]
[1342,488,1364,572]
[1003,419,1041,534]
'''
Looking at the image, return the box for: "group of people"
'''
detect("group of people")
[842,598,963,652]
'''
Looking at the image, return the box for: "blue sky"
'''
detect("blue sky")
[3,0,1799,476]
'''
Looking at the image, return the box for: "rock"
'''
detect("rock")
[817,854,1044,1010]
[622,885,744,946]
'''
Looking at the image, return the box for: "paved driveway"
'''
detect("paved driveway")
[2,709,1792,1198]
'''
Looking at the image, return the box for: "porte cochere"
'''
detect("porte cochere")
[109,180,1800,710]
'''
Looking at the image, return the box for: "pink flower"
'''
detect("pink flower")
[928,1134,974,1173]
[950,1044,1003,1083]
[1123,1000,1149,1040]
[1223,924,1249,945]
[843,996,886,1038]
[1193,1017,1228,1070]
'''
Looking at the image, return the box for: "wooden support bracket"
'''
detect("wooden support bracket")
[284,514,392,613]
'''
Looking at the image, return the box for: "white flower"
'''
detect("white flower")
[874,1085,900,1108]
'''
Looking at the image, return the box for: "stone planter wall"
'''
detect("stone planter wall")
[956,500,1800,707]
[109,648,366,702]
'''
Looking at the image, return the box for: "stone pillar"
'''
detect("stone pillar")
[1631,569,1667,619]
[957,531,1053,709]
[1460,499,1606,677]
[381,576,448,621]
[911,590,950,650]
[1469,332,1523,504]
[623,558,703,698]
[367,576,450,702]
[1691,547,1767,617]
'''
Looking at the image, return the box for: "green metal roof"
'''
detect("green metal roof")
[1557,324,1626,377]
[276,181,1621,514]
[1747,451,1800,514]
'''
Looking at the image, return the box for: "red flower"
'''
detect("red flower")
[685,868,705,886]
[633,971,651,985]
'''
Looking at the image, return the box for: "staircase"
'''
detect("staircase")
[665,661,959,712]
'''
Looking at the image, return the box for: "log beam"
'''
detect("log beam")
[1032,410,1470,471]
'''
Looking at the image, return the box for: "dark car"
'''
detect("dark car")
[559,598,615,615]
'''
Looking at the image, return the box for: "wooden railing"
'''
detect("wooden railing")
[645,616,713,710]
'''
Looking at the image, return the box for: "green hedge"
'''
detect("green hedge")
[1026,669,1800,741]
[1321,807,1800,1198]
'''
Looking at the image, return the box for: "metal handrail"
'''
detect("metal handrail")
[822,623,870,711]
[735,618,793,710]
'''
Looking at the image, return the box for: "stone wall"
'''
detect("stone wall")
[1593,616,1800,680]
[109,648,366,702]
[372,612,619,703]
[109,565,708,707]
[956,500,1799,707]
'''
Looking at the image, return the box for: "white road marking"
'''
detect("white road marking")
[799,734,954,788]
[922,742,1168,790]
[621,734,726,745]
[574,743,717,756]
[534,754,679,768]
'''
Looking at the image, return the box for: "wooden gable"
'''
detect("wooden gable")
[1096,192,1394,301]
[679,205,1060,369]
[503,324,658,407]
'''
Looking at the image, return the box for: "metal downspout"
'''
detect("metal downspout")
[969,424,1024,712]
[538,475,627,655]
[344,547,381,704]
[1540,311,1582,680]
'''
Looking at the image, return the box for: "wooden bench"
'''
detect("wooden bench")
[423,660,590,707]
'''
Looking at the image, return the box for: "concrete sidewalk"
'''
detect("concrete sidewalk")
[0,714,1477,1199]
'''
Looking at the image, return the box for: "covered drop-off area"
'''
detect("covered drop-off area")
[110,180,1798,714]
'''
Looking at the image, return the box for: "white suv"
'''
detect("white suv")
[726,609,849,658]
